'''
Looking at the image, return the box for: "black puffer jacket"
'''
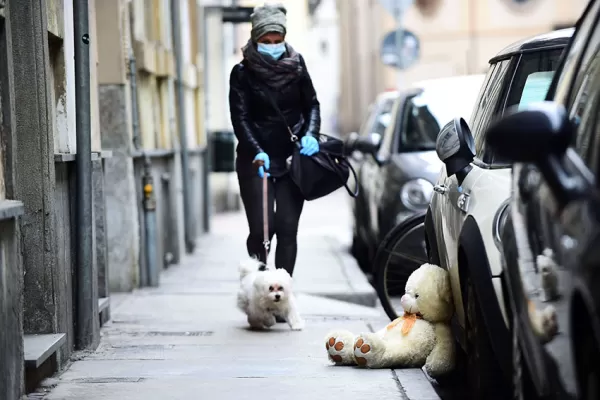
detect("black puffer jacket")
[229,55,321,175]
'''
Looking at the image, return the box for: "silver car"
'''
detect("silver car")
[347,74,485,275]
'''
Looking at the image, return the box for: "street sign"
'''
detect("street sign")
[378,0,414,19]
[380,29,420,70]
[221,6,254,24]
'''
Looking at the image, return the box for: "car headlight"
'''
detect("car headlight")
[492,199,511,251]
[399,179,434,211]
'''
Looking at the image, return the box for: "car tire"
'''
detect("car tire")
[577,328,600,400]
[351,234,371,272]
[465,277,510,400]
[374,212,427,321]
[512,313,539,400]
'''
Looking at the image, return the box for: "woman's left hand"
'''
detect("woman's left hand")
[300,135,319,156]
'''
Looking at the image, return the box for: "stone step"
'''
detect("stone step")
[24,333,66,393]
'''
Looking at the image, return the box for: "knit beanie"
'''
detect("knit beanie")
[250,3,287,42]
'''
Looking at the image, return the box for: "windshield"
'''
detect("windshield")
[399,81,482,152]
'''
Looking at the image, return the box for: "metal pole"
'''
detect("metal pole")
[394,3,403,91]
[73,0,94,350]
[126,2,158,286]
[202,7,211,234]
[172,0,195,253]
[142,161,159,286]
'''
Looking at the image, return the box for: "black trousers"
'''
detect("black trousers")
[236,160,304,276]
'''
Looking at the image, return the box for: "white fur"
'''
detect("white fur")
[325,263,455,378]
[237,258,304,331]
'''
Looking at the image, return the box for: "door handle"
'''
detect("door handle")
[457,193,470,212]
[434,184,448,195]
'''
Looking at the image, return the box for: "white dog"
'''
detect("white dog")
[237,258,304,331]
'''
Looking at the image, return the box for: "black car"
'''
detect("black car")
[347,90,399,270]
[347,75,485,275]
[485,1,600,398]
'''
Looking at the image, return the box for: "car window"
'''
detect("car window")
[477,49,563,165]
[505,49,564,111]
[371,98,396,139]
[471,59,511,161]
[517,71,555,110]
[357,104,376,137]
[376,96,403,162]
[568,20,600,174]
[399,82,481,153]
[552,0,600,107]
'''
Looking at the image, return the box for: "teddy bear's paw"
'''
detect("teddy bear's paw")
[538,305,559,343]
[325,331,355,365]
[353,335,381,368]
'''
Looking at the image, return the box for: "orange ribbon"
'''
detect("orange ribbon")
[386,312,423,335]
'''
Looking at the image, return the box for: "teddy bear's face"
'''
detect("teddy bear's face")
[400,263,454,322]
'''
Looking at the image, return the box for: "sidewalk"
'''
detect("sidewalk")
[40,190,441,400]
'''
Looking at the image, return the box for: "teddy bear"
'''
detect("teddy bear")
[324,263,456,378]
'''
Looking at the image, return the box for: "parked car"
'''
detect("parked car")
[484,1,600,398]
[425,28,573,398]
[347,75,484,275]
[347,90,398,269]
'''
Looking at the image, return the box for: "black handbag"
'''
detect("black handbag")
[257,83,359,201]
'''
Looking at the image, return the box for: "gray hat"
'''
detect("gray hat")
[250,3,287,42]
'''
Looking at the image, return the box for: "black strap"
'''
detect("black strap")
[244,64,359,198]
[320,153,359,198]
[243,64,300,145]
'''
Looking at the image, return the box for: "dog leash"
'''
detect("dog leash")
[252,159,270,261]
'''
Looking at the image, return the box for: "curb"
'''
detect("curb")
[303,235,378,307]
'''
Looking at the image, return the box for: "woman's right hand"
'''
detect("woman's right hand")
[253,152,270,178]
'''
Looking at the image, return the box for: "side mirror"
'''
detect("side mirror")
[436,117,475,184]
[485,102,573,162]
[345,132,380,156]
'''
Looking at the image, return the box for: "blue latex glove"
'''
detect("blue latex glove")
[300,135,319,156]
[254,152,270,178]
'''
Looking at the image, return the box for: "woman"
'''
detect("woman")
[229,3,321,278]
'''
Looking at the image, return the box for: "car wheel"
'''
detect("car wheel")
[373,212,427,321]
[465,277,510,400]
[512,313,538,400]
[577,329,600,400]
[351,234,371,272]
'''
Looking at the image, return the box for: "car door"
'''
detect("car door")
[532,18,600,395]
[365,96,405,243]
[433,60,512,317]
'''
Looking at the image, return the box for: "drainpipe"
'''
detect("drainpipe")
[172,0,195,253]
[127,2,158,287]
[73,0,94,350]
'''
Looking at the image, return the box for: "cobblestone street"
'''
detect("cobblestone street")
[39,190,440,400]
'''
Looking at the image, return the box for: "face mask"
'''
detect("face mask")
[257,43,286,60]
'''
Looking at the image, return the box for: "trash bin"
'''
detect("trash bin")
[210,130,236,173]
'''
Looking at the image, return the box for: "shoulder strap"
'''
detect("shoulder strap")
[244,67,299,143]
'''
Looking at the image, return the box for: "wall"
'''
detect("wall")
[336,0,395,135]
[336,0,588,133]
[97,0,208,290]
[0,4,25,398]
[97,0,141,292]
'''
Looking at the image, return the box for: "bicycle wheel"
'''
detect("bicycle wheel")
[374,212,428,321]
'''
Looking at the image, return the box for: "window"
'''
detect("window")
[475,48,563,165]
[568,20,600,175]
[398,83,480,153]
[376,97,402,162]
[552,0,600,107]
[358,96,395,138]
[505,49,564,110]
[516,71,555,110]
[471,59,511,162]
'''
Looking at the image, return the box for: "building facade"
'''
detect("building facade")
[0,0,211,398]
[336,0,588,134]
